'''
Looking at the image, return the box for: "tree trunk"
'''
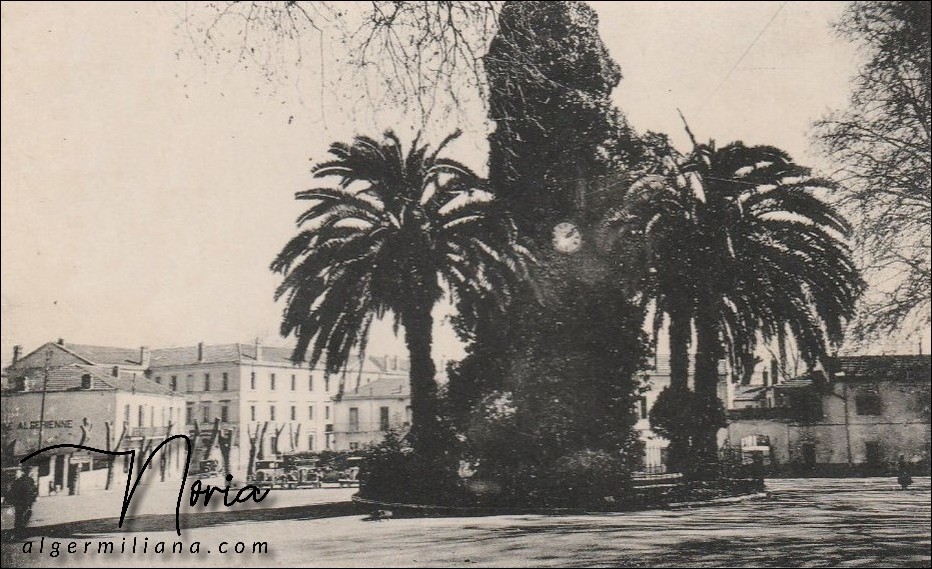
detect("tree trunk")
[668,311,691,390]
[666,310,693,472]
[218,429,232,479]
[693,309,723,473]
[401,299,439,455]
[105,421,128,491]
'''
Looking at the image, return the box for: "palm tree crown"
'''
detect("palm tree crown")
[271,130,532,447]
[614,139,863,469]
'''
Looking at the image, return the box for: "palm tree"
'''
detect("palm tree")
[608,158,701,471]
[614,140,863,472]
[271,130,532,455]
[682,141,864,465]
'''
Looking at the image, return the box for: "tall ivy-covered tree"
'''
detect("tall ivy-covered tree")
[271,130,532,456]
[448,1,646,430]
[484,1,642,242]
[813,1,931,343]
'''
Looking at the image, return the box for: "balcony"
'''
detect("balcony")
[727,406,795,421]
[727,405,823,423]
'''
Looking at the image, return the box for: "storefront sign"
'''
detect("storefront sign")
[1,419,74,430]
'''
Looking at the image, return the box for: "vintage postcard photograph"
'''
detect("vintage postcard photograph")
[2,1,930,567]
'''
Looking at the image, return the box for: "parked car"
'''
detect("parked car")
[251,459,284,485]
[188,459,221,480]
[281,455,321,489]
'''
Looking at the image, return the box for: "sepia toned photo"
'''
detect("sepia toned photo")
[1,2,929,567]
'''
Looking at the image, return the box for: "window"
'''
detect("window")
[270,435,279,455]
[404,405,412,427]
[290,406,296,421]
[169,408,174,425]
[222,372,229,391]
[308,405,314,421]
[291,375,296,391]
[325,376,330,391]
[138,405,145,427]
[636,396,648,420]
[250,405,256,421]
[170,376,178,392]
[380,406,390,431]
[800,442,817,467]
[308,435,315,451]
[204,373,210,391]
[865,441,884,466]
[349,408,359,432]
[185,403,194,425]
[349,442,360,451]
[202,404,211,424]
[154,376,161,385]
[325,405,330,420]
[270,373,276,391]
[309,376,314,391]
[220,403,229,423]
[250,372,256,390]
[124,404,131,425]
[855,393,882,416]
[270,405,276,421]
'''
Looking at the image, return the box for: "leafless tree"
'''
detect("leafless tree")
[813,1,931,346]
[180,2,501,124]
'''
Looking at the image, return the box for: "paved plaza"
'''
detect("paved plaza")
[2,477,929,567]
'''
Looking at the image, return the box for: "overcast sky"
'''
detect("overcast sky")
[6,1,918,366]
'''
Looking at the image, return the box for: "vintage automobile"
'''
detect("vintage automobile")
[187,459,221,480]
[280,455,321,489]
[251,459,284,485]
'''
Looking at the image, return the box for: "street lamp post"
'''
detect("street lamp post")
[36,349,52,450]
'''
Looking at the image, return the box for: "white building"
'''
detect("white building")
[1,341,186,496]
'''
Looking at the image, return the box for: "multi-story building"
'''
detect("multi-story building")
[2,339,412,489]
[333,372,412,451]
[1,340,186,496]
[148,342,348,477]
[723,355,931,474]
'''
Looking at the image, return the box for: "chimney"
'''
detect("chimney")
[12,345,21,366]
[197,342,204,363]
[140,346,151,368]
[57,338,65,345]
[111,365,120,377]
[254,338,262,361]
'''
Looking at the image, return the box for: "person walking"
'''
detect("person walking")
[896,455,913,491]
[9,465,39,534]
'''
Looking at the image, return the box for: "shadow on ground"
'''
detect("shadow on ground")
[1,501,359,540]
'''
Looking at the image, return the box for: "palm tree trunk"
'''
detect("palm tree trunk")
[666,310,692,472]
[402,299,439,454]
[693,307,723,473]
[669,311,690,390]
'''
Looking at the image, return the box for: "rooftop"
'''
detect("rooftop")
[340,375,409,399]
[9,364,175,396]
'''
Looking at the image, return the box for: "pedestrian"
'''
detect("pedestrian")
[9,465,38,534]
[896,455,913,491]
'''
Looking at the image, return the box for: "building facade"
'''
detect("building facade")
[1,341,186,496]
[2,339,411,491]
[723,355,931,474]
[334,374,412,451]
